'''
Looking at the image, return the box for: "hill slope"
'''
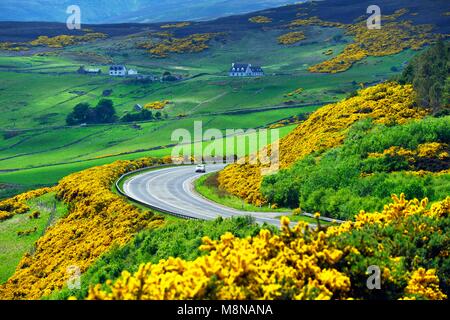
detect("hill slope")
[218,82,429,205]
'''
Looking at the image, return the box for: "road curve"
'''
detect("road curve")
[122,164,290,228]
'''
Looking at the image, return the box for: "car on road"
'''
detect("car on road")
[195,164,206,173]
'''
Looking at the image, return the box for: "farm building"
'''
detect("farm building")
[77,66,102,75]
[109,65,128,76]
[229,63,264,77]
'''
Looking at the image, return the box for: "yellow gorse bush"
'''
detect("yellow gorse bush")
[0,157,169,300]
[286,9,438,73]
[138,33,223,58]
[308,11,437,73]
[0,187,53,221]
[218,82,428,205]
[144,100,170,110]
[277,31,306,45]
[403,268,447,300]
[367,142,449,172]
[87,195,450,300]
[30,33,107,48]
[160,22,191,29]
[249,16,273,24]
[88,220,350,300]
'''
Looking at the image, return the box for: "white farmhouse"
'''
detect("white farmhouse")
[109,65,127,76]
[128,69,138,76]
[229,63,264,77]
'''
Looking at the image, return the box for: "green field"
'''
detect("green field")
[0,192,68,283]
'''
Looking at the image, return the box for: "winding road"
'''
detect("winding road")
[122,164,291,228]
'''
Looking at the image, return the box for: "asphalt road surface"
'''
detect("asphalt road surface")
[122,164,291,228]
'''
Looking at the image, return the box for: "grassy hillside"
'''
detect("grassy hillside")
[261,116,450,219]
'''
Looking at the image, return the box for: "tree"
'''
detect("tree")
[66,100,117,125]
[399,40,449,113]
[94,99,116,123]
[66,103,92,125]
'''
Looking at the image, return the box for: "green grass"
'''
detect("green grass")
[194,172,288,212]
[0,125,295,188]
[194,172,335,225]
[0,192,68,284]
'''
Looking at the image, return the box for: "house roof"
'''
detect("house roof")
[110,65,126,71]
[229,63,263,73]
[230,63,250,72]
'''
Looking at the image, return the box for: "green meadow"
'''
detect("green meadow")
[0,192,68,283]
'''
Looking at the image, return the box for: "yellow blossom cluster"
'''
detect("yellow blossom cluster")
[287,16,345,28]
[87,195,450,300]
[249,16,273,24]
[0,187,53,221]
[284,88,304,97]
[218,82,428,204]
[403,268,448,300]
[138,33,223,58]
[160,22,191,29]
[0,42,29,51]
[328,194,447,235]
[29,33,107,48]
[144,100,170,110]
[0,157,169,300]
[305,10,438,73]
[368,142,449,172]
[309,43,367,74]
[88,220,350,300]
[277,31,306,45]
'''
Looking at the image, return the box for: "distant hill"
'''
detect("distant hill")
[0,0,302,24]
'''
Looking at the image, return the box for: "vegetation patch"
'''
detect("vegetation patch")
[218,82,428,205]
[144,100,171,110]
[277,31,306,45]
[249,16,273,24]
[261,116,450,220]
[160,22,191,29]
[0,157,170,299]
[49,216,269,300]
[87,196,450,300]
[0,192,67,284]
[137,33,225,58]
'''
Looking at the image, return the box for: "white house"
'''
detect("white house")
[229,63,264,77]
[128,69,138,76]
[87,68,101,74]
[109,65,127,76]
